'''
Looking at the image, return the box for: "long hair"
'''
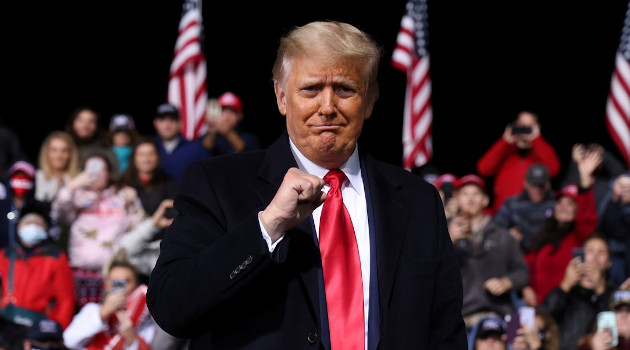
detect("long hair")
[118,137,170,194]
[37,130,80,180]
[536,307,560,350]
[64,105,106,148]
[527,217,575,253]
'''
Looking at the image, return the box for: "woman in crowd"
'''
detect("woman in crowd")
[118,137,177,216]
[523,150,601,305]
[34,131,80,204]
[64,106,108,162]
[577,288,630,349]
[52,147,145,308]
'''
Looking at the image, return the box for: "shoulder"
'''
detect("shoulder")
[187,150,267,175]
[365,155,435,191]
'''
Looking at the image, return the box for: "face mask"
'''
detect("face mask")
[112,146,133,171]
[17,224,48,246]
[10,173,33,197]
[113,145,133,158]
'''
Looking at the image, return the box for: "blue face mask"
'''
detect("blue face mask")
[18,224,48,246]
[112,145,133,172]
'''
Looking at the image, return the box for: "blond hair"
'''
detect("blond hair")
[37,131,80,179]
[272,21,383,104]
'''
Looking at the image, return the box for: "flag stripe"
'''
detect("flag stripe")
[393,0,433,170]
[168,0,207,140]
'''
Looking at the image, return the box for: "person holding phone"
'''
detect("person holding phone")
[576,289,630,349]
[511,307,560,350]
[539,233,615,350]
[523,148,602,307]
[63,251,156,349]
[477,110,561,215]
[52,148,146,308]
[448,174,529,331]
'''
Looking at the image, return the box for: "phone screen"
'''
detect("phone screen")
[573,247,585,263]
[597,311,618,347]
[518,306,535,329]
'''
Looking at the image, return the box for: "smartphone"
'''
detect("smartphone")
[111,279,127,292]
[572,247,585,263]
[506,311,520,343]
[511,125,532,135]
[518,306,535,328]
[597,311,618,347]
[85,158,105,175]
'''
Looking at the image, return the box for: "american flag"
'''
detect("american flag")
[606,0,630,168]
[392,0,433,170]
[168,0,208,140]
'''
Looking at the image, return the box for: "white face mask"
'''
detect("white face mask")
[17,224,48,246]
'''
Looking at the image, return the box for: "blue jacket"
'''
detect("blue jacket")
[155,135,211,180]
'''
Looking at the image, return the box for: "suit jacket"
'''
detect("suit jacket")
[146,132,467,349]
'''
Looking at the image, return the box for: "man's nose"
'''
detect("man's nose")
[318,88,336,116]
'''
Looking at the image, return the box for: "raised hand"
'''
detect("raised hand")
[260,168,327,242]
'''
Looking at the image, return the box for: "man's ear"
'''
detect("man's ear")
[482,194,490,208]
[274,81,287,116]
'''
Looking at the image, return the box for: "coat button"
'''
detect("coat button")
[307,330,318,344]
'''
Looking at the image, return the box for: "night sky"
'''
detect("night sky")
[3,0,629,186]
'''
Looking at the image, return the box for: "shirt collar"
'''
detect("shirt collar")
[289,139,363,196]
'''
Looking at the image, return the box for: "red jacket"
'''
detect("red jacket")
[525,188,598,305]
[477,136,561,215]
[0,242,75,328]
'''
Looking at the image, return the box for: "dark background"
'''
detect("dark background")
[3,0,629,185]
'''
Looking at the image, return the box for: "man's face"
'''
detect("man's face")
[274,55,374,169]
[524,182,548,204]
[456,184,488,216]
[514,111,537,149]
[153,117,181,141]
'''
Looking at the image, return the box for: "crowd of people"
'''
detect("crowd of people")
[432,110,630,350]
[1,24,630,350]
[0,91,260,349]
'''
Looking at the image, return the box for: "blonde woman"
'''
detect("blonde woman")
[35,131,80,203]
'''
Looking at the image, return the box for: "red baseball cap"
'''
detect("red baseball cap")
[456,174,486,192]
[434,173,458,190]
[555,184,579,202]
[218,92,243,112]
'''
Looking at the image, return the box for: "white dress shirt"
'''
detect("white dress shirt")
[259,140,370,349]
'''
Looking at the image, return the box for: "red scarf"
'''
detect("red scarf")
[87,285,151,350]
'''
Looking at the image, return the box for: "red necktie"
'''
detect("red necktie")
[319,169,365,350]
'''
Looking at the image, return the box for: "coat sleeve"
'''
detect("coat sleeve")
[49,252,76,329]
[505,235,530,290]
[428,187,469,349]
[146,161,275,339]
[477,138,516,177]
